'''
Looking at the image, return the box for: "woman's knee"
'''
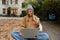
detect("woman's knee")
[11,31,20,38]
[37,32,49,40]
[43,33,49,40]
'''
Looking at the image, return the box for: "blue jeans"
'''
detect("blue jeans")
[11,31,49,40]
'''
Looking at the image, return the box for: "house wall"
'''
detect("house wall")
[0,0,25,16]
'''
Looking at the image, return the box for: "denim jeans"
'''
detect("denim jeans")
[11,30,49,40]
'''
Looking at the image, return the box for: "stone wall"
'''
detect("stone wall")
[0,18,23,40]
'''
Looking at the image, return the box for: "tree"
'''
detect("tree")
[21,0,60,21]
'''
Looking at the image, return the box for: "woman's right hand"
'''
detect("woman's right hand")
[20,27,25,37]
[20,32,24,37]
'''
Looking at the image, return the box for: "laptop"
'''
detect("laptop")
[20,28,39,38]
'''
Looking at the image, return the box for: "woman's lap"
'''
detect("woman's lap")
[11,31,49,40]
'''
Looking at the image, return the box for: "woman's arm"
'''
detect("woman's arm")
[33,16,43,31]
[39,23,43,31]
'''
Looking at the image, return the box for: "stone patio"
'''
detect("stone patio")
[0,17,60,40]
[0,17,23,40]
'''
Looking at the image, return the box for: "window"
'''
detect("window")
[11,0,12,4]
[2,0,6,5]
[11,8,18,14]
[3,8,6,14]
[15,8,18,13]
[11,9,14,14]
[15,0,18,4]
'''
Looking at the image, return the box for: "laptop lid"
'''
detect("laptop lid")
[20,28,39,38]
